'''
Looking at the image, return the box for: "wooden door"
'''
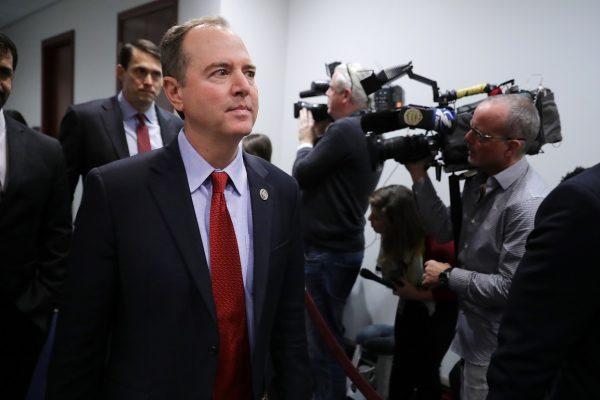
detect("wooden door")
[42,30,74,137]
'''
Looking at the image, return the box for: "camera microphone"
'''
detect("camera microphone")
[360,110,402,134]
[299,89,321,98]
[299,80,331,98]
[359,268,403,289]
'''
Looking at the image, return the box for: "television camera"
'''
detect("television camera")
[359,62,562,178]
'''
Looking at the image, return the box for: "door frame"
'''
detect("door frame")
[41,30,75,137]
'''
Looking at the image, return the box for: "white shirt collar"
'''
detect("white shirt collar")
[0,108,5,133]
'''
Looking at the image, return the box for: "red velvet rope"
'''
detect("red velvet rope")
[305,292,383,400]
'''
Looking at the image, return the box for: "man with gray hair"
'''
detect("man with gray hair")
[49,16,310,399]
[293,63,381,400]
[406,94,548,400]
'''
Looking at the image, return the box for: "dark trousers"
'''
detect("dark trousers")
[388,299,457,400]
[0,296,46,399]
[304,247,363,400]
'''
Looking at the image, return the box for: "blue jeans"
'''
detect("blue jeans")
[304,247,363,400]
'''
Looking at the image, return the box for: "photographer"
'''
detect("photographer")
[292,63,381,400]
[369,185,457,400]
[405,94,548,400]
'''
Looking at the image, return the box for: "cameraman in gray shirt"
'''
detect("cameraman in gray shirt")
[405,94,548,400]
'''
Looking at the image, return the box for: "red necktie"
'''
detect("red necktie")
[135,113,151,153]
[209,171,252,399]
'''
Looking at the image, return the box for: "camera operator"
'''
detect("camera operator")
[405,94,548,400]
[292,63,381,400]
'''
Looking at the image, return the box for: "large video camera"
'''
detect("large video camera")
[293,62,406,123]
[359,62,563,176]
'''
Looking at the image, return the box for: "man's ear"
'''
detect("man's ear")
[506,139,523,158]
[163,76,184,112]
[342,88,352,104]
[116,64,125,83]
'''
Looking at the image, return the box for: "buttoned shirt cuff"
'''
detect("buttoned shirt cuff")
[297,143,313,150]
[448,267,472,296]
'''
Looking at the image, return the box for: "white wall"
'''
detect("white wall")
[220,0,290,166]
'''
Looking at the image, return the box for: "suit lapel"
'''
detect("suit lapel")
[244,154,273,331]
[1,116,27,205]
[148,139,216,322]
[100,96,129,159]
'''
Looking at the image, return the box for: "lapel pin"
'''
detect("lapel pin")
[259,188,269,201]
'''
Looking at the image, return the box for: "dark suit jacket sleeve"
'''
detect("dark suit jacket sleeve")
[15,139,72,331]
[59,106,84,196]
[48,168,117,399]
[270,183,312,399]
[487,179,600,400]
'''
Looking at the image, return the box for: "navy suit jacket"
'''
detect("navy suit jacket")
[59,95,183,196]
[487,163,600,400]
[47,138,311,399]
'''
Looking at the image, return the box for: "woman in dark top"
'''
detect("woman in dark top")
[368,185,457,400]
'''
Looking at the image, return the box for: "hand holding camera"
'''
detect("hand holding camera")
[298,108,316,144]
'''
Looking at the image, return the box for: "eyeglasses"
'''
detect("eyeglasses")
[468,125,525,142]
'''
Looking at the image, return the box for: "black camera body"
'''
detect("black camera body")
[293,101,331,122]
[362,104,471,172]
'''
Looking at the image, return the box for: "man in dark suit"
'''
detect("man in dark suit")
[0,33,71,399]
[48,16,311,400]
[486,163,600,400]
[59,38,182,195]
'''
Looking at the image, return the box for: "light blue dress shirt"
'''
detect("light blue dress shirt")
[117,91,163,155]
[177,131,255,348]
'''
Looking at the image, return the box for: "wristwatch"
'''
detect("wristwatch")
[439,267,453,288]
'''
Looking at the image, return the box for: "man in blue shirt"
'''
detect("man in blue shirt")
[48,17,310,400]
[59,38,182,196]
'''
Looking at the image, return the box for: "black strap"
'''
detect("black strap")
[449,174,462,260]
